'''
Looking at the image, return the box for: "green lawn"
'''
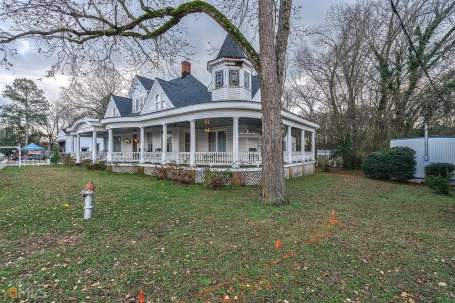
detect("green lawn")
[0,166,454,302]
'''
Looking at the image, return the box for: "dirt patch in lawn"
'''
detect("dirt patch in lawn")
[1,233,81,266]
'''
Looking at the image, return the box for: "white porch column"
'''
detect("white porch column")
[232,117,239,167]
[161,124,167,164]
[140,127,145,163]
[286,125,292,163]
[311,131,316,161]
[107,128,113,162]
[92,131,97,163]
[71,135,75,155]
[76,134,81,164]
[175,127,180,164]
[189,120,196,167]
[301,129,306,162]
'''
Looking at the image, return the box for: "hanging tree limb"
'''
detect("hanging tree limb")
[0,0,261,71]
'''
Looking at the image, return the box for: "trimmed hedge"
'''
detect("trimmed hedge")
[426,176,450,195]
[389,147,417,181]
[425,163,454,195]
[425,163,455,178]
[362,147,416,181]
[362,152,391,179]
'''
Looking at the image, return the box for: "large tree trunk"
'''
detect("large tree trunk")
[259,0,286,205]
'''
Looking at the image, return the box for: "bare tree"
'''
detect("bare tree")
[62,65,128,118]
[0,0,294,205]
[292,0,455,167]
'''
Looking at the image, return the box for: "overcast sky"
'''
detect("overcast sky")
[0,0,351,105]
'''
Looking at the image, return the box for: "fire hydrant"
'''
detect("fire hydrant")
[81,181,95,219]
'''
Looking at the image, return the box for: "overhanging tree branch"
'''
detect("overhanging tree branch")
[0,0,261,71]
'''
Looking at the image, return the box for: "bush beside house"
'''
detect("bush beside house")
[49,145,60,164]
[425,163,455,195]
[362,147,416,181]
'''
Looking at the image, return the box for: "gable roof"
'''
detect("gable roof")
[251,75,261,97]
[136,75,154,91]
[157,74,211,108]
[216,35,246,60]
[111,95,132,116]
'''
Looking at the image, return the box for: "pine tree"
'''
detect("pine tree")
[1,78,49,145]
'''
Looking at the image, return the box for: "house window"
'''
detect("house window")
[113,107,119,117]
[155,94,161,110]
[113,136,121,152]
[215,70,224,89]
[217,132,226,152]
[208,131,227,152]
[167,134,172,152]
[244,71,250,89]
[185,133,190,152]
[161,98,166,110]
[208,132,217,152]
[134,97,145,112]
[146,133,153,152]
[229,70,240,86]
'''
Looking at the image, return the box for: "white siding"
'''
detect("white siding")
[252,88,261,102]
[211,65,253,101]
[104,100,119,118]
[390,137,455,181]
[141,81,175,114]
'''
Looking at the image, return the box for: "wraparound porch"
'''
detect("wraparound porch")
[66,103,317,168]
[71,117,315,167]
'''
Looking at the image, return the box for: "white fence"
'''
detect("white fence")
[0,159,7,170]
[390,137,455,181]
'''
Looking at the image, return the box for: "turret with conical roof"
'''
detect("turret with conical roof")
[215,35,246,60]
[207,35,254,101]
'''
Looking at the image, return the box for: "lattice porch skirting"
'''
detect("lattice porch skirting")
[108,163,315,186]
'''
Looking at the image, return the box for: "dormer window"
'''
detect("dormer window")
[215,70,224,89]
[244,71,250,89]
[229,70,239,86]
[133,97,145,113]
[155,94,161,110]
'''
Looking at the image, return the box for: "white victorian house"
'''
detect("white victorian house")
[62,35,318,180]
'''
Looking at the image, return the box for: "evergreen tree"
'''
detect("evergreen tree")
[1,78,49,145]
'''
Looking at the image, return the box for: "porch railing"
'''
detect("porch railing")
[104,151,314,165]
[81,152,92,160]
[285,151,315,163]
[195,152,233,166]
[177,152,190,164]
[239,152,261,166]
[111,152,140,162]
[97,151,107,161]
[144,152,161,163]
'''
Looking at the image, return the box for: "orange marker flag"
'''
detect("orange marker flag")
[329,209,338,226]
[137,289,145,303]
[275,239,282,249]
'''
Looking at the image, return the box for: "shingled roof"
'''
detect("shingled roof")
[216,35,246,60]
[111,95,132,116]
[157,74,211,108]
[136,75,154,91]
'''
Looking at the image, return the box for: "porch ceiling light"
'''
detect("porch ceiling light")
[204,128,211,133]
[204,119,210,125]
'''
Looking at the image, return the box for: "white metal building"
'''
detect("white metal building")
[390,137,455,182]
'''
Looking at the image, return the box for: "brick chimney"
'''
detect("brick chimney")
[181,60,191,78]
